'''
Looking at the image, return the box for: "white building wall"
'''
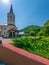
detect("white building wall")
[2,25,16,37]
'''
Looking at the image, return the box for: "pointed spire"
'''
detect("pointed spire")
[10,4,13,13]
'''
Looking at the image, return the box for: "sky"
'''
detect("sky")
[0,0,49,30]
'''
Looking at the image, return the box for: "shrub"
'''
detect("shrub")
[12,37,49,59]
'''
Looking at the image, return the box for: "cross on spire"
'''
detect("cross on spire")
[10,4,13,13]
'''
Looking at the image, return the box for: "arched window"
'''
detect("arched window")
[10,15,13,21]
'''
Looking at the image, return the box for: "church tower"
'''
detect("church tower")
[7,4,15,25]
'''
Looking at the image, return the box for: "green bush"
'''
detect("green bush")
[12,37,49,59]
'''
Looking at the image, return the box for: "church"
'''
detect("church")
[0,4,18,38]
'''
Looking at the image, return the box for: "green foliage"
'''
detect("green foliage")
[12,38,33,50]
[12,37,49,59]
[38,20,49,36]
[20,25,41,36]
[12,20,49,59]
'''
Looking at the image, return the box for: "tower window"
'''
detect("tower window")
[10,15,12,18]
[10,15,13,21]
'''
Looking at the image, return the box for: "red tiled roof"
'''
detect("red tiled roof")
[2,44,49,65]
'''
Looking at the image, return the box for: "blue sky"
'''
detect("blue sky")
[0,0,49,29]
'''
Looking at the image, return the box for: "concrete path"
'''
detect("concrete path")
[2,39,12,44]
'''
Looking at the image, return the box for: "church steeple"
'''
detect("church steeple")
[10,4,13,13]
[7,4,15,25]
